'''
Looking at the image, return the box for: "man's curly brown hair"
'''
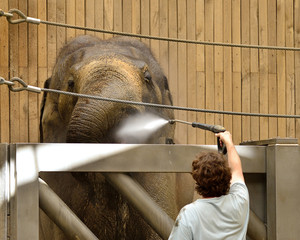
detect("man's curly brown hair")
[192,152,232,198]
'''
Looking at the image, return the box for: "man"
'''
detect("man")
[168,131,249,240]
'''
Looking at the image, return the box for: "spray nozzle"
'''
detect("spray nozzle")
[169,119,227,155]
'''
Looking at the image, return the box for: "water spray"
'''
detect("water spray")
[169,119,227,154]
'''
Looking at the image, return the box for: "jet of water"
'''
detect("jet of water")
[115,112,169,143]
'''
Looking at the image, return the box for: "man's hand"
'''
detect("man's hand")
[215,131,244,183]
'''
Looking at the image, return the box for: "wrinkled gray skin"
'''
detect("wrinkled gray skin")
[40,35,194,240]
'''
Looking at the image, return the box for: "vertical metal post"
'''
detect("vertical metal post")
[10,145,39,240]
[266,142,300,239]
[0,144,8,240]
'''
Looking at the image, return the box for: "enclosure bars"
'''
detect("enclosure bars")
[39,178,98,240]
[5,143,270,240]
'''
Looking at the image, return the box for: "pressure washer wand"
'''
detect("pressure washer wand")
[169,119,227,154]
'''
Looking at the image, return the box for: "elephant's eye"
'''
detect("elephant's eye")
[144,70,152,83]
[68,79,75,89]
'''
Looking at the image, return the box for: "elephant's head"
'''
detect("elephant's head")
[40,35,175,144]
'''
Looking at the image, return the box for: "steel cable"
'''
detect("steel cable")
[2,8,300,51]
[1,77,300,119]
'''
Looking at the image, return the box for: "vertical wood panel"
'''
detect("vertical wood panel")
[37,0,47,114]
[232,0,241,144]
[268,0,278,138]
[47,0,57,79]
[168,0,179,140]
[76,0,85,36]
[9,0,20,143]
[159,0,168,75]
[268,0,277,139]
[285,0,295,137]
[0,0,10,142]
[205,0,215,145]
[177,0,187,144]
[196,0,205,144]
[259,0,269,140]
[113,0,122,33]
[132,0,141,34]
[250,0,259,141]
[187,0,196,144]
[104,0,113,39]
[214,0,223,143]
[86,0,95,36]
[66,0,76,40]
[141,0,150,46]
[94,0,104,39]
[28,0,39,142]
[241,0,250,142]
[223,0,232,135]
[57,0,66,56]
[277,0,286,138]
[19,0,29,142]
[150,0,159,60]
[295,0,300,140]
[123,0,132,33]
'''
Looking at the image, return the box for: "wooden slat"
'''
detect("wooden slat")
[47,0,57,79]
[28,0,39,143]
[295,0,300,140]
[168,0,179,141]
[56,0,66,62]
[113,0,122,33]
[66,0,76,40]
[75,0,85,36]
[285,0,295,137]
[214,0,224,135]
[241,0,250,142]
[86,0,95,36]
[232,0,241,144]
[259,0,269,140]
[187,0,196,144]
[268,0,277,139]
[250,0,259,141]
[19,0,29,143]
[123,0,132,33]
[38,0,47,115]
[9,0,20,143]
[94,0,104,39]
[177,0,187,144]
[205,0,215,145]
[150,0,159,60]
[132,0,141,34]
[141,0,150,46]
[196,0,205,144]
[159,0,168,75]
[223,0,232,136]
[104,0,113,39]
[277,0,286,138]
[0,0,10,143]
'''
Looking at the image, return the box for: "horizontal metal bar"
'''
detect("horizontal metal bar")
[14,144,266,173]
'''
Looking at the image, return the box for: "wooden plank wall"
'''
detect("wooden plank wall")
[0,0,299,145]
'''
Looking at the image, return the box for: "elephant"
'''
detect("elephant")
[39,35,194,240]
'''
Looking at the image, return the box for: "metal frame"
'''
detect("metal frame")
[1,142,299,240]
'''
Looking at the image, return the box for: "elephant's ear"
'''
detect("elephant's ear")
[40,78,51,142]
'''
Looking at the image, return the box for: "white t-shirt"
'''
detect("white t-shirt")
[168,181,249,240]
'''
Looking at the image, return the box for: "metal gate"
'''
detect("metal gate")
[1,140,299,239]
